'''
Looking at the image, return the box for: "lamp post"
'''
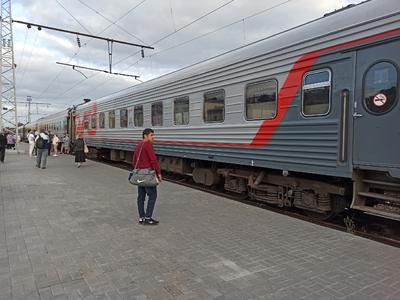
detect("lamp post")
[27,96,32,123]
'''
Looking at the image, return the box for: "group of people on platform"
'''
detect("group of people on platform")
[0,129,17,149]
[2,127,162,226]
[26,129,86,169]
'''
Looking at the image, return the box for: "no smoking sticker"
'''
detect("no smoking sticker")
[373,93,387,107]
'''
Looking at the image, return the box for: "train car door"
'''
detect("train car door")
[353,40,400,174]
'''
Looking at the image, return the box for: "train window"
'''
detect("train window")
[134,105,143,127]
[99,112,105,129]
[151,102,163,126]
[204,89,225,123]
[109,110,115,129]
[84,115,90,130]
[91,114,97,129]
[364,61,398,114]
[120,108,128,128]
[302,69,331,116]
[245,80,277,120]
[174,96,189,125]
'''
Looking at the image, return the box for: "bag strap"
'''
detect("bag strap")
[134,142,145,170]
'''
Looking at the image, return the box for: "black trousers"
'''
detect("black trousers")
[0,147,5,162]
[137,186,157,219]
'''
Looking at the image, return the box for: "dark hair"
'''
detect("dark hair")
[142,128,154,138]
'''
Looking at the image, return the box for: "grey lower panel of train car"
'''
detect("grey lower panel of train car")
[86,139,352,179]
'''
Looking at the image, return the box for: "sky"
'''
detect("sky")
[10,0,361,123]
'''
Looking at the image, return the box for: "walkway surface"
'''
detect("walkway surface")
[0,146,399,300]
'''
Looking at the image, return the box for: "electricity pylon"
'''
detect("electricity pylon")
[0,0,19,151]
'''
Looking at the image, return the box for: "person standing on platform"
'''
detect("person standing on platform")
[35,130,50,169]
[48,131,53,155]
[27,130,35,158]
[73,134,86,168]
[0,130,7,163]
[62,134,70,154]
[59,134,64,154]
[52,134,60,156]
[131,128,162,225]
[7,132,16,150]
[33,130,39,156]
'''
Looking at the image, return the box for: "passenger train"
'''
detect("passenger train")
[26,0,400,221]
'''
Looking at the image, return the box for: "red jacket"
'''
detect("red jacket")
[132,141,161,176]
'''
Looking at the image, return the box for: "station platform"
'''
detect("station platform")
[0,146,399,300]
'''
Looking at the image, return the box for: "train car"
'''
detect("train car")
[69,0,399,220]
[19,119,42,141]
[36,109,69,137]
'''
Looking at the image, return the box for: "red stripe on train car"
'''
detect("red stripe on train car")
[250,27,400,148]
[83,28,400,149]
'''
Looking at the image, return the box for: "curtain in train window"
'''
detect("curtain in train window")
[99,112,105,129]
[174,96,189,125]
[134,105,143,127]
[246,80,277,120]
[204,89,225,123]
[120,108,128,128]
[109,110,115,128]
[91,114,97,129]
[128,107,134,127]
[84,115,90,130]
[302,70,331,116]
[364,62,398,114]
[151,102,163,126]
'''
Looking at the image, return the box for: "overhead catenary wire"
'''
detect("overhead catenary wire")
[36,0,150,100]
[19,30,40,85]
[76,0,148,44]
[76,0,238,98]
[112,0,236,67]
[150,0,294,57]
[54,0,92,34]
[54,0,237,100]
[87,0,295,99]
[169,0,177,32]
[16,27,29,72]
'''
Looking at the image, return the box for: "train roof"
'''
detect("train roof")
[29,109,68,126]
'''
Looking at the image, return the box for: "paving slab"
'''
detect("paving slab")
[0,145,399,300]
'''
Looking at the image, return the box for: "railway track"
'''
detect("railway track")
[93,157,400,248]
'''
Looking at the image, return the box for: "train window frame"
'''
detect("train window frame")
[245,79,278,121]
[84,115,90,130]
[99,112,105,129]
[173,96,190,125]
[90,114,97,129]
[362,60,399,115]
[151,102,163,127]
[109,110,116,129]
[203,89,225,123]
[120,108,128,128]
[301,68,332,117]
[134,105,144,127]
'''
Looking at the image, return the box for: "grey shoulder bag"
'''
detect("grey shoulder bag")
[128,143,159,187]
